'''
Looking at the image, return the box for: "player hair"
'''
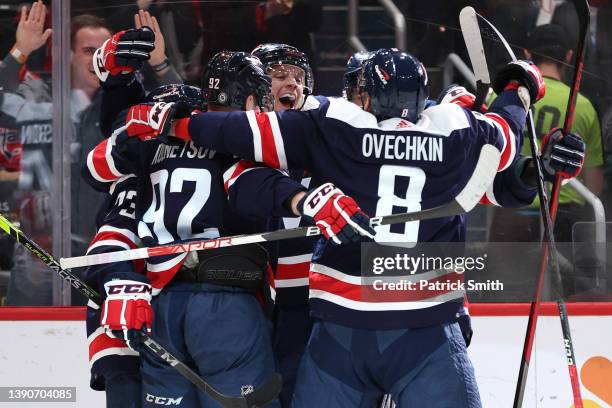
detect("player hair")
[70,14,112,49]
[528,48,566,67]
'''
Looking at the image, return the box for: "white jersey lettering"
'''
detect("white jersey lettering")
[361,133,443,162]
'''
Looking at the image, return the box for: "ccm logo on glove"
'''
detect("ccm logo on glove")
[298,182,376,245]
[304,183,336,211]
[106,283,152,295]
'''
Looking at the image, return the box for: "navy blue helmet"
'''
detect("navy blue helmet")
[360,48,429,122]
[252,43,314,96]
[145,84,204,116]
[343,51,372,98]
[202,51,273,111]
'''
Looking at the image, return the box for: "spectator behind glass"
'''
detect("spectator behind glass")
[105,0,200,83]
[0,11,112,305]
[524,24,603,231]
[598,3,612,219]
[489,24,604,299]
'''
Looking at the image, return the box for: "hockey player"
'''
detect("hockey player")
[252,43,314,111]
[82,51,323,407]
[343,51,372,105]
[114,47,549,406]
[79,24,188,407]
[82,175,143,408]
[83,85,205,408]
[240,43,318,407]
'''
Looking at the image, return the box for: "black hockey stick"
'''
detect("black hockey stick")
[0,214,282,408]
[536,0,590,404]
[459,7,584,407]
[60,145,501,268]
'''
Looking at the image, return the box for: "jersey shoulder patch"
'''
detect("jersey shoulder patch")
[302,95,322,111]
[416,103,470,136]
[325,97,379,129]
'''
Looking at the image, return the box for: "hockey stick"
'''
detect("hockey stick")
[549,0,591,246]
[459,7,491,112]
[537,1,590,405]
[458,7,584,407]
[60,145,501,268]
[0,214,282,408]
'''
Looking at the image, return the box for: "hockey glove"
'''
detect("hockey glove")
[436,84,488,112]
[541,128,585,183]
[145,84,204,118]
[101,278,153,351]
[112,102,176,142]
[93,27,155,82]
[492,60,545,104]
[297,183,376,245]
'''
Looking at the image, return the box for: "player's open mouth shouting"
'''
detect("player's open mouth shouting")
[269,64,306,110]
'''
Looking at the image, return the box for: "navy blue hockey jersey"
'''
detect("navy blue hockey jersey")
[184,90,528,329]
[83,134,304,295]
[85,136,230,293]
[81,175,142,390]
[226,163,315,306]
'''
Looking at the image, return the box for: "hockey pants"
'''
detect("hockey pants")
[141,282,280,407]
[292,320,481,408]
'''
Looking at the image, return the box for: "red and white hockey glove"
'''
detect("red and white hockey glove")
[436,84,488,112]
[93,27,155,82]
[492,60,545,104]
[101,279,153,351]
[112,102,176,142]
[297,183,376,245]
[541,128,585,183]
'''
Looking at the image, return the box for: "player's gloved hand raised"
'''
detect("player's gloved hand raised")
[297,183,376,245]
[541,128,585,183]
[93,27,155,82]
[101,278,153,351]
[492,60,545,104]
[436,84,488,112]
[111,102,176,142]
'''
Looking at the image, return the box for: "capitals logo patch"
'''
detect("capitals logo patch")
[375,65,390,85]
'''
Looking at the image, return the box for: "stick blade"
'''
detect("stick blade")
[455,144,501,212]
[460,6,490,84]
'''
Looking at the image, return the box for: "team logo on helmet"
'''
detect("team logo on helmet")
[363,48,429,122]
[151,89,180,100]
[375,65,390,85]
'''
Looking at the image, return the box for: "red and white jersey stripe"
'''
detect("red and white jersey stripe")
[476,111,517,171]
[88,326,138,367]
[276,253,312,289]
[146,252,188,296]
[246,111,288,169]
[223,160,260,192]
[86,135,125,184]
[309,263,464,311]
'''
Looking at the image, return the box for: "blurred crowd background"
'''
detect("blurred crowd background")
[0,0,611,306]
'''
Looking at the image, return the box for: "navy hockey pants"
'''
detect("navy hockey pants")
[273,304,313,407]
[105,371,141,408]
[141,282,280,407]
[292,320,481,408]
